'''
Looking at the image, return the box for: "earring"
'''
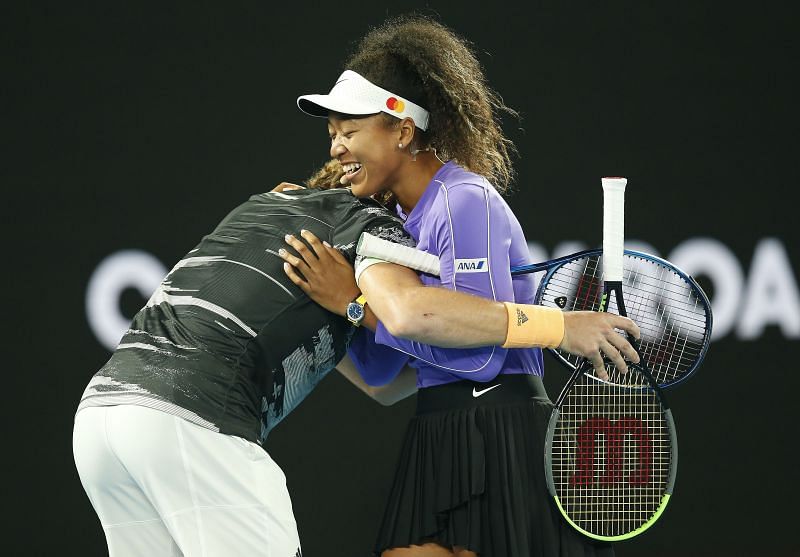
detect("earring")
[398,143,404,149]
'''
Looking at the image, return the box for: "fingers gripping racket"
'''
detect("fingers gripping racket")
[542,178,678,541]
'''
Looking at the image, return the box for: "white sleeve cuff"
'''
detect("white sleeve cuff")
[355,257,389,286]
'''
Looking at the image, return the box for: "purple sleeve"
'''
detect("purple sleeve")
[374,183,512,382]
[347,327,410,386]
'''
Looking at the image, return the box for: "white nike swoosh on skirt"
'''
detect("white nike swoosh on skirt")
[472,384,501,398]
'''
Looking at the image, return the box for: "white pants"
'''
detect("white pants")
[73,405,301,557]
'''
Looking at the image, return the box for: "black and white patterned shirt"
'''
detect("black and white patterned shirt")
[78,188,414,444]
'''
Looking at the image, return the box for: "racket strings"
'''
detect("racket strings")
[552,375,673,537]
[546,260,707,327]
[540,254,710,386]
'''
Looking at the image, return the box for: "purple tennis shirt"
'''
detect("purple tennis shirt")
[348,161,545,388]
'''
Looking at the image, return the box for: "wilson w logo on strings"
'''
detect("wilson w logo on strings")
[570,416,652,486]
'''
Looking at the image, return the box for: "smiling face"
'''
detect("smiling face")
[327,113,405,198]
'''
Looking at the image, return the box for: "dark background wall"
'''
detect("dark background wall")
[5,2,799,556]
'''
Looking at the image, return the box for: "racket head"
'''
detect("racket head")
[544,364,678,541]
[534,249,713,388]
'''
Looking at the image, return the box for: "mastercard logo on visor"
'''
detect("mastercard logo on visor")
[386,97,406,113]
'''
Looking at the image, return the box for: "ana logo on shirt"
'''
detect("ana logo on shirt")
[455,258,489,273]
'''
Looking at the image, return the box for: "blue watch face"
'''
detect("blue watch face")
[347,302,364,321]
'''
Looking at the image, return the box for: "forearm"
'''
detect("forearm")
[361,305,379,332]
[359,262,508,348]
[347,327,410,386]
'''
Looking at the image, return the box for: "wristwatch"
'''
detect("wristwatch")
[346,294,368,326]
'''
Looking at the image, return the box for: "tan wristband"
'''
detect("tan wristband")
[501,302,565,349]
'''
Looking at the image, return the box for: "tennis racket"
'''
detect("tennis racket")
[511,248,712,388]
[542,177,679,541]
[358,231,712,390]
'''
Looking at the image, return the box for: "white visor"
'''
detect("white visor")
[297,70,430,131]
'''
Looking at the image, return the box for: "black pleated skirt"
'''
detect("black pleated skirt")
[374,374,614,557]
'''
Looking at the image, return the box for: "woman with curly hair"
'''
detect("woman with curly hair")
[286,14,630,557]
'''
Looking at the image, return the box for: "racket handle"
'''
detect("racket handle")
[356,232,441,276]
[602,177,627,282]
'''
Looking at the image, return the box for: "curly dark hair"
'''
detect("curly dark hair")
[344,14,519,194]
[304,158,345,190]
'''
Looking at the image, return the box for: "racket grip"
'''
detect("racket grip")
[602,177,627,282]
[356,232,441,276]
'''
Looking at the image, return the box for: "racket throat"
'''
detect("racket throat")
[601,281,626,315]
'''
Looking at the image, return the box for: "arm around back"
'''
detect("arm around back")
[335,354,417,406]
[358,262,509,348]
